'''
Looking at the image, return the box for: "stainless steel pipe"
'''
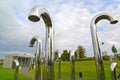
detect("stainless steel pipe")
[110,62,117,80]
[70,50,75,80]
[13,60,19,80]
[29,36,42,80]
[28,6,55,80]
[90,13,118,80]
[58,54,61,80]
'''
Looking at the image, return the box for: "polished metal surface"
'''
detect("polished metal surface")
[70,50,75,80]
[13,60,19,80]
[29,36,42,80]
[110,62,117,80]
[28,6,52,27]
[90,13,118,80]
[58,54,61,80]
[28,6,54,80]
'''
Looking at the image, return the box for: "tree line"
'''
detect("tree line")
[103,45,120,60]
[54,45,86,61]
[54,44,120,61]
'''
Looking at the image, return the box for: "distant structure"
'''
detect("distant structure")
[3,53,34,69]
[0,58,4,64]
[102,51,108,56]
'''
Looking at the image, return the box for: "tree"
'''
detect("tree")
[61,50,70,61]
[76,45,86,58]
[54,50,58,60]
[111,45,117,58]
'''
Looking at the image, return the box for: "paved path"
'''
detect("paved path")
[21,68,93,80]
[21,67,34,78]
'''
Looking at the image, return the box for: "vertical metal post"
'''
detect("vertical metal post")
[110,62,117,80]
[13,60,19,80]
[28,6,55,80]
[58,54,61,80]
[70,50,75,80]
[90,13,118,80]
[29,36,42,80]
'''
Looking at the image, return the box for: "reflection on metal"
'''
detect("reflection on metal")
[90,13,118,80]
[13,60,19,80]
[28,6,54,80]
[58,54,61,80]
[110,62,117,80]
[29,36,42,80]
[70,50,75,80]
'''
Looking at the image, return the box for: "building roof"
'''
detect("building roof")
[5,53,34,58]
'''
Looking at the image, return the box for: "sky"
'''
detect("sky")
[0,0,120,58]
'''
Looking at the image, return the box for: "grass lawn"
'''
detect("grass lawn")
[0,65,33,80]
[31,60,120,80]
[1,60,120,80]
[65,61,120,80]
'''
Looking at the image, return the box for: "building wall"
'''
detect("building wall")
[3,55,13,68]
[3,53,34,69]
[16,57,32,68]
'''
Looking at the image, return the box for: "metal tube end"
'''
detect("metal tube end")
[110,62,117,71]
[13,60,19,66]
[111,20,118,24]
[28,15,40,22]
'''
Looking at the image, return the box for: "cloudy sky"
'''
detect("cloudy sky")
[0,0,120,57]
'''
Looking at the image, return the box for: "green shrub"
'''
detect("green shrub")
[0,62,3,65]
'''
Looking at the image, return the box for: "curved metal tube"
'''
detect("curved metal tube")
[13,60,19,80]
[70,50,75,80]
[28,6,54,80]
[110,62,117,80]
[29,36,42,80]
[90,13,118,80]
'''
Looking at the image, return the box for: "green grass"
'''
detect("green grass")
[0,65,33,80]
[31,60,120,80]
[54,61,97,79]
[1,60,120,80]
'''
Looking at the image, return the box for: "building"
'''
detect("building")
[3,53,34,68]
[102,51,108,56]
[0,58,4,64]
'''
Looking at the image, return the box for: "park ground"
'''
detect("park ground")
[0,60,120,80]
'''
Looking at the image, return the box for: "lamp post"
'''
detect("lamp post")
[29,36,42,80]
[90,13,118,80]
[28,6,55,80]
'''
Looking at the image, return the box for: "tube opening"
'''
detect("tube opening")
[28,15,40,22]
[111,20,118,24]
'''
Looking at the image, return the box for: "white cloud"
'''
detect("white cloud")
[0,0,120,57]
